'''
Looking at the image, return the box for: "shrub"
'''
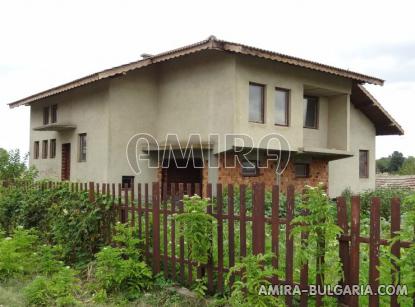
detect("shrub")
[175,195,215,265]
[227,253,282,307]
[0,227,39,280]
[93,223,153,301]
[24,266,80,306]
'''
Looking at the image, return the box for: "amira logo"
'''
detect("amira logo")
[125,133,291,175]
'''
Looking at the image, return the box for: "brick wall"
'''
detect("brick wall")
[217,153,328,193]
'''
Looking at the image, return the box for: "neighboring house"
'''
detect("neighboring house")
[8,36,403,197]
[376,175,415,190]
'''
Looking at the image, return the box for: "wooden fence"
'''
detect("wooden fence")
[2,180,414,307]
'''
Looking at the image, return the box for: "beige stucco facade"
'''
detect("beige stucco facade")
[29,50,378,197]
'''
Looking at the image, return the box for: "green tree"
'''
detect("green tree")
[0,148,37,182]
[389,151,405,173]
[399,156,415,175]
[376,157,391,173]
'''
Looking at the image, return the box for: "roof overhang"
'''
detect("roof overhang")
[8,36,384,108]
[298,147,354,161]
[351,84,404,136]
[33,124,77,131]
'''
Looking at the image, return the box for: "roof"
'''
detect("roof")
[351,84,404,135]
[8,36,384,108]
[376,175,415,189]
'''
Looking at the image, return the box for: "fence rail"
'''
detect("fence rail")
[2,180,414,307]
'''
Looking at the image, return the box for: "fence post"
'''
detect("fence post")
[337,197,350,305]
[252,183,265,255]
[369,197,380,307]
[390,198,401,307]
[227,184,235,286]
[349,196,361,307]
[271,185,279,285]
[152,182,161,274]
[216,183,224,293]
[285,185,295,307]
[88,182,95,202]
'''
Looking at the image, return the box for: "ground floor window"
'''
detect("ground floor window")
[241,160,260,177]
[122,176,135,189]
[294,163,310,178]
[359,150,369,178]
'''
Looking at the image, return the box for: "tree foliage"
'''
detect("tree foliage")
[0,148,37,182]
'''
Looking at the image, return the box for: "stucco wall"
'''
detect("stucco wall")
[329,105,376,197]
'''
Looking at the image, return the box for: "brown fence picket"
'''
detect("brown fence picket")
[337,197,350,305]
[369,197,380,307]
[162,183,168,278]
[217,183,224,293]
[271,185,279,285]
[178,183,185,284]
[206,183,214,294]
[240,185,247,258]
[171,184,177,281]
[390,197,400,307]
[152,182,161,274]
[130,183,135,227]
[300,208,309,307]
[285,185,295,307]
[349,196,361,307]
[137,183,142,239]
[145,183,150,262]
[123,183,129,223]
[228,184,235,286]
[252,183,265,255]
[186,182,193,286]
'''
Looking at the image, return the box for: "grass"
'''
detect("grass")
[0,279,205,307]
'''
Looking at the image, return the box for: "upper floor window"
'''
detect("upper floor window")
[249,83,265,123]
[359,150,369,178]
[50,139,56,159]
[42,140,48,159]
[34,141,39,159]
[79,133,87,162]
[303,96,319,129]
[51,104,58,123]
[43,107,49,125]
[275,88,289,126]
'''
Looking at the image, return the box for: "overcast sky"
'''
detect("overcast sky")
[0,0,414,159]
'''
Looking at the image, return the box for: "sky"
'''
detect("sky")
[0,0,414,159]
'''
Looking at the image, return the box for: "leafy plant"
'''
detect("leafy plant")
[0,227,38,280]
[226,253,282,307]
[291,184,343,305]
[92,223,152,301]
[175,195,215,264]
[24,266,80,306]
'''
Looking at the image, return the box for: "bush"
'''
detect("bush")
[24,266,80,306]
[92,223,153,301]
[0,227,39,280]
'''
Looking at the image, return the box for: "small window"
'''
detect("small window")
[275,88,289,126]
[42,140,48,159]
[51,105,58,123]
[241,160,259,177]
[122,176,135,189]
[303,96,319,129]
[34,141,39,159]
[79,133,87,162]
[249,83,265,123]
[50,139,56,159]
[295,163,310,178]
[359,150,369,178]
[43,107,49,125]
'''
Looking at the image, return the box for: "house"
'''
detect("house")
[8,36,403,197]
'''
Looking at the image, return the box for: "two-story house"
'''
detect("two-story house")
[8,36,403,197]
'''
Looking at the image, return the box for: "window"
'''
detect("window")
[42,140,48,159]
[359,150,369,178]
[50,139,56,159]
[294,163,310,178]
[241,160,260,177]
[43,107,49,125]
[79,133,87,162]
[122,176,135,189]
[34,141,39,159]
[275,88,289,126]
[51,104,57,123]
[249,83,265,123]
[303,96,319,129]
